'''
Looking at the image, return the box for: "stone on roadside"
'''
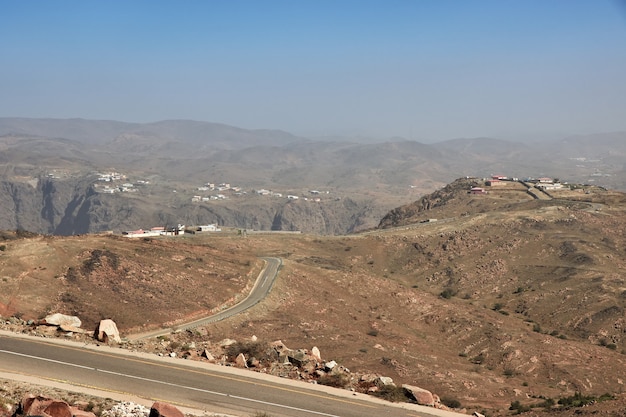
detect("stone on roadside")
[42,313,82,328]
[95,319,122,343]
[149,402,184,417]
[402,384,435,406]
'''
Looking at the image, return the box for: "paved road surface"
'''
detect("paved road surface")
[0,332,467,417]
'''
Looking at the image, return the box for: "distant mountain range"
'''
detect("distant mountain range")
[0,117,625,235]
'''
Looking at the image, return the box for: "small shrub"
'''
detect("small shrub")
[538,397,555,409]
[440,288,456,299]
[503,368,516,377]
[509,400,531,413]
[472,352,485,364]
[532,323,542,333]
[557,392,614,408]
[367,329,379,337]
[373,385,409,403]
[226,341,273,362]
[0,245,6,251]
[318,373,349,388]
[492,303,504,311]
[440,396,461,409]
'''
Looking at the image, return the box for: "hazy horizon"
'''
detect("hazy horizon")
[2,1,626,142]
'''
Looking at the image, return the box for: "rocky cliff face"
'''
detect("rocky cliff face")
[0,177,96,235]
[0,176,378,235]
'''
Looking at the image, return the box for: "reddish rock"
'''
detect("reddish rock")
[71,410,97,417]
[402,384,435,406]
[149,402,184,417]
[43,400,73,417]
[14,395,96,417]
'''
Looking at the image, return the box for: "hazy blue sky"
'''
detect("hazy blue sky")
[2,1,625,141]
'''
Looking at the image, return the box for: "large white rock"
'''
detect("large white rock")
[43,313,82,328]
[96,319,121,343]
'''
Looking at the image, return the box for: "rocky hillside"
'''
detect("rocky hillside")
[2,179,626,415]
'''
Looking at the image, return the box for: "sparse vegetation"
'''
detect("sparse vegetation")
[439,287,457,299]
[509,400,531,414]
[558,392,614,408]
[372,385,409,403]
[440,396,461,409]
[317,373,349,388]
[226,341,273,363]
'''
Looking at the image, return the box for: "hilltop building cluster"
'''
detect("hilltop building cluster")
[468,175,565,195]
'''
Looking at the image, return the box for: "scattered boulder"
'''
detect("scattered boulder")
[95,319,121,343]
[41,313,81,328]
[311,346,322,361]
[324,360,337,371]
[402,384,435,406]
[270,340,288,353]
[234,353,248,368]
[149,402,183,417]
[14,395,96,417]
[201,349,215,361]
[219,338,237,347]
[286,349,308,367]
[375,376,395,387]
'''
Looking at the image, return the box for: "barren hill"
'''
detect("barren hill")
[2,178,626,415]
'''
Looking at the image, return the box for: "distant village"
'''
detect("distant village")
[91,171,330,202]
[89,170,331,238]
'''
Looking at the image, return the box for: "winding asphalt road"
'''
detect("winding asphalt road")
[129,256,282,340]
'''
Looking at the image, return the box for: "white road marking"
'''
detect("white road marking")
[0,349,340,417]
